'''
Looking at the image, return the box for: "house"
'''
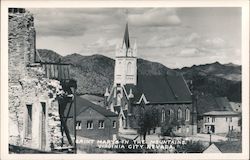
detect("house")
[104,22,197,136]
[202,111,241,134]
[196,95,241,134]
[64,96,119,140]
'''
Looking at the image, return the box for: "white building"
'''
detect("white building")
[202,111,241,134]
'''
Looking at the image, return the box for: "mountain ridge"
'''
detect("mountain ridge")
[37,49,241,102]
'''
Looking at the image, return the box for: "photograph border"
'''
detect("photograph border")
[1,0,249,160]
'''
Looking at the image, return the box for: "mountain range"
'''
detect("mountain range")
[37,49,241,102]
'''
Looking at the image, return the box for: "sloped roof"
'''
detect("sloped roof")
[197,95,233,115]
[124,75,192,104]
[203,111,239,116]
[63,96,118,118]
[203,144,221,153]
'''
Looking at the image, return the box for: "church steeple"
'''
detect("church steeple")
[114,19,137,85]
[123,22,130,53]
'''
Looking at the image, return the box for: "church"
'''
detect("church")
[104,22,197,136]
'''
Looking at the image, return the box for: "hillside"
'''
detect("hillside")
[176,62,241,102]
[177,62,241,81]
[37,49,241,102]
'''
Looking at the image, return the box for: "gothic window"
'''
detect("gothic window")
[125,103,128,110]
[185,109,190,121]
[168,109,174,121]
[177,108,182,120]
[110,102,114,112]
[113,121,116,128]
[117,93,122,106]
[161,109,166,122]
[127,62,133,75]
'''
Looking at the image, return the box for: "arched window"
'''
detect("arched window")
[185,109,190,121]
[124,103,128,110]
[117,93,122,106]
[177,109,182,120]
[161,109,166,122]
[168,109,173,120]
[127,62,133,75]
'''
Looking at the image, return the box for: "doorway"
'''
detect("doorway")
[40,102,46,150]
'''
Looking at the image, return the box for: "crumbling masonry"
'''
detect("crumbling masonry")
[8,8,63,151]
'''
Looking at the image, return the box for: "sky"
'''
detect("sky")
[29,8,241,68]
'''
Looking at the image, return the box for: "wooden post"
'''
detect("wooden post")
[73,88,77,153]
[209,133,212,145]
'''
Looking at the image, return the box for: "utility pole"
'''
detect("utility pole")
[73,87,77,153]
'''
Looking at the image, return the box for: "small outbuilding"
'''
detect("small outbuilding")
[64,96,119,140]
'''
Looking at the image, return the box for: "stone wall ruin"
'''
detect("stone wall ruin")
[8,8,62,151]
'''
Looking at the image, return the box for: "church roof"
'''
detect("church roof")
[124,75,192,104]
[63,96,118,118]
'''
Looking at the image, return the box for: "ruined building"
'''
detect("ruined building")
[8,8,76,152]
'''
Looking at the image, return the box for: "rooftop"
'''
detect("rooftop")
[203,111,240,116]
[64,96,118,117]
[124,74,192,104]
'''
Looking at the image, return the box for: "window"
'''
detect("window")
[98,120,105,129]
[177,109,182,120]
[125,104,128,110]
[185,109,190,121]
[76,121,81,130]
[230,117,232,122]
[207,117,210,123]
[117,93,122,106]
[127,62,132,75]
[186,126,190,133]
[169,109,174,121]
[212,117,215,122]
[226,117,228,122]
[161,109,166,122]
[113,121,116,128]
[87,121,93,129]
[26,105,32,138]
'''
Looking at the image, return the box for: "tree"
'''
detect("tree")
[137,104,158,141]
[161,116,185,137]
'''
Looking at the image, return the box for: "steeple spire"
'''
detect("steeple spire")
[122,9,130,56]
[123,22,130,50]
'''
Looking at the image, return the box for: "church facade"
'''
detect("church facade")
[104,23,197,136]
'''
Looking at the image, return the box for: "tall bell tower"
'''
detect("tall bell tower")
[114,22,137,86]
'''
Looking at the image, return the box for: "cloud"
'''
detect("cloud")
[203,37,226,49]
[179,48,199,57]
[30,8,122,37]
[128,8,181,27]
[30,8,241,68]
